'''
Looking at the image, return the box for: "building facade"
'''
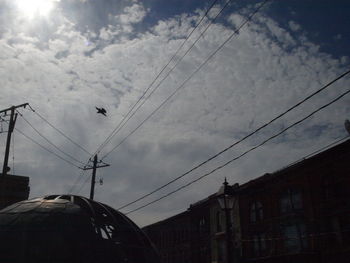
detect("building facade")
[143,139,350,263]
[143,211,192,263]
[239,139,350,262]
[143,188,242,263]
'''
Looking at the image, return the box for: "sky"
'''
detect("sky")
[0,0,349,227]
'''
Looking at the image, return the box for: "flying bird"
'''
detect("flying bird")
[96,107,107,116]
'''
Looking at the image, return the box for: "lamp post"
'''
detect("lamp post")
[217,178,235,263]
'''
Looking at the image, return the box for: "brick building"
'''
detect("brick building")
[143,211,192,263]
[238,139,350,262]
[189,197,212,263]
[143,186,242,263]
[0,174,30,210]
[143,139,350,263]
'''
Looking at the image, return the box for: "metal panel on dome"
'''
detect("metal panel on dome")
[0,195,160,263]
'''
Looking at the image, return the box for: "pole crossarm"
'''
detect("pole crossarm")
[82,163,110,170]
[81,155,110,200]
[0,103,28,115]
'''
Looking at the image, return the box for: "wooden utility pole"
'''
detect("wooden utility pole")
[1,103,28,176]
[83,154,109,200]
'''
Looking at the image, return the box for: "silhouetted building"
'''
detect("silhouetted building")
[143,211,192,263]
[143,139,350,263]
[210,186,241,263]
[0,174,29,210]
[189,197,213,263]
[0,195,160,263]
[143,191,242,263]
[239,139,350,263]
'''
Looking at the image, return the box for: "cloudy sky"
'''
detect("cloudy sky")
[0,0,349,227]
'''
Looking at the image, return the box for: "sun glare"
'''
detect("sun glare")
[16,0,57,19]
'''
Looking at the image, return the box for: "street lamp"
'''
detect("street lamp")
[217,178,235,263]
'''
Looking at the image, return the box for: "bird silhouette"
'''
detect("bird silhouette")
[96,107,107,116]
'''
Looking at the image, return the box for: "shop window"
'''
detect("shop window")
[281,222,308,252]
[217,240,225,263]
[253,233,267,257]
[250,201,263,222]
[280,188,302,214]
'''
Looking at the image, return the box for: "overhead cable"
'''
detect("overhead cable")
[125,88,350,214]
[76,171,91,195]
[13,126,82,169]
[68,169,88,194]
[17,111,86,166]
[117,68,350,210]
[69,0,234,195]
[94,0,229,157]
[102,0,269,161]
[27,105,92,156]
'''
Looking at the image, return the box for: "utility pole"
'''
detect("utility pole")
[83,154,110,200]
[1,103,28,176]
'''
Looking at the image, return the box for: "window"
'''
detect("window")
[217,240,225,263]
[250,201,263,222]
[253,233,267,257]
[216,211,222,232]
[199,217,206,235]
[199,247,208,262]
[322,176,334,200]
[280,188,302,214]
[281,222,308,252]
[199,218,206,227]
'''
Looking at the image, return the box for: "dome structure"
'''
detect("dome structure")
[0,195,160,263]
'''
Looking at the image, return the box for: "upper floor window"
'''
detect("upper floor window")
[199,217,207,236]
[216,211,223,232]
[199,218,206,227]
[250,201,263,222]
[280,188,302,214]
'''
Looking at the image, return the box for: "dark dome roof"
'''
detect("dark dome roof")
[0,195,159,263]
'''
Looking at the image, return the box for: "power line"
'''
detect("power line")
[124,87,350,214]
[301,135,349,159]
[117,68,350,210]
[12,125,83,169]
[67,168,88,194]
[17,111,86,166]
[27,105,92,156]
[1,107,82,169]
[99,0,234,158]
[93,0,230,157]
[25,104,106,195]
[76,171,91,195]
[101,0,269,160]
[69,0,234,196]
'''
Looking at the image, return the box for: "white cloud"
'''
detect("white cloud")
[288,20,301,32]
[0,3,349,227]
[119,3,148,25]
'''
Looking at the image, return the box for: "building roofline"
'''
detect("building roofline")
[239,138,350,190]
[142,210,189,229]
